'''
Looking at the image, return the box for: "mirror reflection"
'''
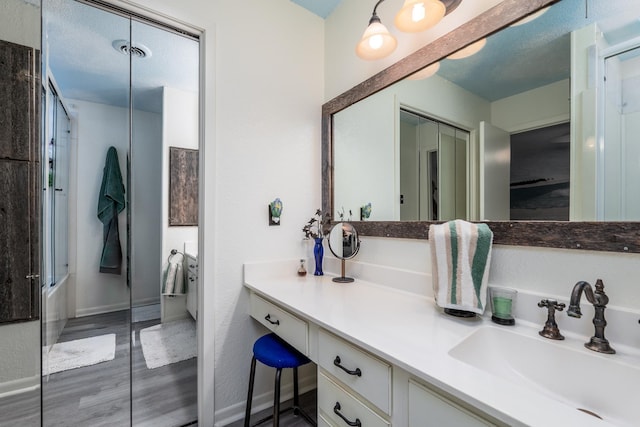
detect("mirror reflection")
[40,0,199,425]
[328,222,360,283]
[333,0,640,222]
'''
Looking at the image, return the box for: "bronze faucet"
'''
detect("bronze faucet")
[567,279,615,354]
[538,299,566,340]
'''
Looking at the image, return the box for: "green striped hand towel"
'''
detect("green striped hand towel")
[429,220,493,314]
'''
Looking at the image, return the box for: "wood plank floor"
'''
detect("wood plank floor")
[0,388,40,427]
[0,309,197,427]
[225,389,317,427]
[1,310,317,427]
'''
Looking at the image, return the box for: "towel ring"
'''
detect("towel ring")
[168,249,185,264]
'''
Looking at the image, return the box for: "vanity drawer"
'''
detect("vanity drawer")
[318,414,335,427]
[319,373,390,427]
[249,293,309,356]
[318,330,392,415]
[408,379,496,427]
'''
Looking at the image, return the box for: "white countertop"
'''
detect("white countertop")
[244,261,624,427]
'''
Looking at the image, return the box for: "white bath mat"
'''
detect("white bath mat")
[139,319,196,369]
[47,334,116,375]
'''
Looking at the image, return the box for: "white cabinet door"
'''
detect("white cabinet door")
[408,380,496,427]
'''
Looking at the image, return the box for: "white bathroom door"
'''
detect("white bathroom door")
[479,121,510,220]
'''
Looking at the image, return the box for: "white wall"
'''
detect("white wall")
[132,108,163,306]
[334,88,397,220]
[0,0,40,49]
[206,2,323,422]
[69,99,161,317]
[491,79,570,133]
[70,99,129,316]
[161,86,198,321]
[0,321,40,397]
[623,111,640,218]
[570,24,599,220]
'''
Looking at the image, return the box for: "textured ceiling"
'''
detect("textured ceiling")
[290,0,342,18]
[45,0,198,113]
[436,0,640,101]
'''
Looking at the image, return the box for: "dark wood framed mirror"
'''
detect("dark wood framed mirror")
[322,0,640,253]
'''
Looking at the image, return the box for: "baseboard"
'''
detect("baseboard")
[162,312,190,323]
[133,297,161,307]
[0,376,39,399]
[213,374,316,427]
[73,298,161,318]
[75,301,129,317]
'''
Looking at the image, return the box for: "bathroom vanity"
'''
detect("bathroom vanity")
[244,260,633,427]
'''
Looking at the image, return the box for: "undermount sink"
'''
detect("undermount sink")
[449,326,639,426]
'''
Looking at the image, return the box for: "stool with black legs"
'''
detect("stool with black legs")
[244,333,316,427]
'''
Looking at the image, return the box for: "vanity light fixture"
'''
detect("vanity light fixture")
[356,0,398,60]
[395,0,446,32]
[357,0,462,61]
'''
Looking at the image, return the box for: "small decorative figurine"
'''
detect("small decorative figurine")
[269,198,283,225]
[360,203,372,220]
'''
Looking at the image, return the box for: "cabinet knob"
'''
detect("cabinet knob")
[25,274,40,279]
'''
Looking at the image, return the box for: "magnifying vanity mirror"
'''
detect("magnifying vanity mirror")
[328,222,360,283]
[322,0,640,253]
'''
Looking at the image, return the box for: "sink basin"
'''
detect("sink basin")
[449,326,639,426]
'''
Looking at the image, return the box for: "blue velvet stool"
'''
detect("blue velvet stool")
[244,333,316,427]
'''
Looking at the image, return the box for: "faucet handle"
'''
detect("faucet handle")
[538,299,566,311]
[538,299,566,340]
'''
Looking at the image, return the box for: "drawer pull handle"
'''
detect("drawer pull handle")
[333,356,362,377]
[333,402,361,427]
[265,314,280,325]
